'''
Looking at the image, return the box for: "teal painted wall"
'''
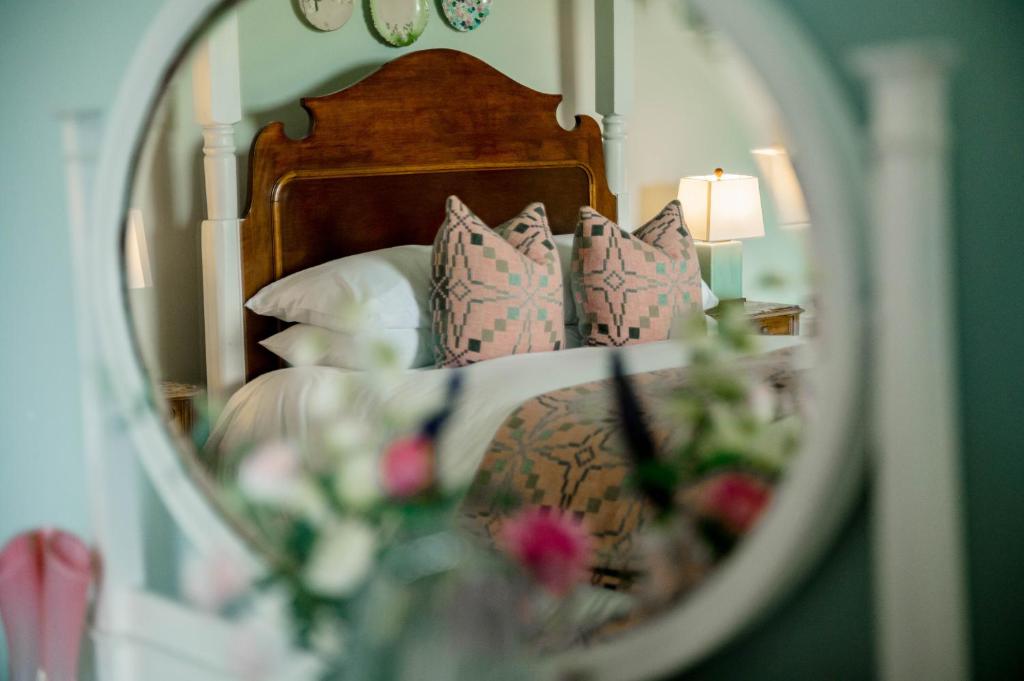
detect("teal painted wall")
[0,0,166,672]
[0,0,157,540]
[1,0,1022,679]
[685,0,1024,679]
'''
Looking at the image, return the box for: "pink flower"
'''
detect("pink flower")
[500,508,592,596]
[690,473,772,535]
[380,435,434,498]
[238,440,301,504]
[182,549,251,612]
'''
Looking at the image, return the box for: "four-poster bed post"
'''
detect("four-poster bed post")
[195,14,245,403]
[595,0,634,230]
[195,13,245,407]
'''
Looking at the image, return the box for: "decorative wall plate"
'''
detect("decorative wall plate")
[297,0,355,32]
[442,0,491,32]
[370,0,430,47]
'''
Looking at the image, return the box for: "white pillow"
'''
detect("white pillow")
[259,324,434,370]
[246,245,433,332]
[551,233,718,316]
[700,279,719,311]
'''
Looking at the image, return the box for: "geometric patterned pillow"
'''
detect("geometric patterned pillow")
[430,196,565,368]
[571,200,703,346]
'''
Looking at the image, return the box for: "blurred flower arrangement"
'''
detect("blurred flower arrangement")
[613,303,801,604]
[188,333,616,681]
[184,303,799,680]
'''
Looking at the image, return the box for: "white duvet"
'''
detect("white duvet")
[207,335,806,488]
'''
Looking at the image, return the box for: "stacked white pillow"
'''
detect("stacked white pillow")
[259,325,434,370]
[246,245,433,331]
[247,245,436,370]
[248,238,719,369]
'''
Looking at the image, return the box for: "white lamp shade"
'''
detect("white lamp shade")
[677,172,766,242]
[752,146,810,226]
[125,208,153,290]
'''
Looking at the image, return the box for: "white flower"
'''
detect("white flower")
[382,390,435,432]
[309,377,345,419]
[334,452,382,510]
[181,548,251,612]
[303,518,377,597]
[707,402,755,453]
[323,418,373,455]
[238,440,301,504]
[283,478,331,525]
[309,613,349,659]
[748,382,777,424]
[249,583,293,623]
[361,344,405,392]
[334,299,370,333]
[238,440,330,524]
[291,327,330,366]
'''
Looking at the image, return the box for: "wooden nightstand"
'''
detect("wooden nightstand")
[160,382,202,435]
[708,300,804,336]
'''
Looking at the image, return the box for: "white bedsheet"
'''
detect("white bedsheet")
[208,335,806,488]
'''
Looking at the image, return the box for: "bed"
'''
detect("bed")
[206,48,807,615]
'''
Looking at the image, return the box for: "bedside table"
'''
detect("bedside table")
[160,381,202,435]
[708,300,804,336]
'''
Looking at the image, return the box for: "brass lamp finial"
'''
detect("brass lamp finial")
[713,167,724,179]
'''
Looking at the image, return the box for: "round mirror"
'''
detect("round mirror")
[101,0,865,678]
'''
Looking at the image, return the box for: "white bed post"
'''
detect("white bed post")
[852,43,969,681]
[194,12,245,407]
[595,0,633,229]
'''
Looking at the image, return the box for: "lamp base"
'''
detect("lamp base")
[696,240,743,301]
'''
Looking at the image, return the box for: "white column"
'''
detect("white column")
[852,42,968,681]
[62,110,146,588]
[193,13,245,404]
[595,0,633,228]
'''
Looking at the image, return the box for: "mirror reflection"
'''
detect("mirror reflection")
[126,0,818,674]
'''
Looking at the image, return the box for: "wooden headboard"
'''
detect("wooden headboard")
[240,48,617,381]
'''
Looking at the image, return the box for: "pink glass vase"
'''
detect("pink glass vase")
[0,529,93,681]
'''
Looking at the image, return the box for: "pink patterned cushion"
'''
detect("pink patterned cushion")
[571,200,703,346]
[430,196,565,367]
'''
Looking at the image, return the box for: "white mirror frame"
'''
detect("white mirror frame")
[86,0,868,678]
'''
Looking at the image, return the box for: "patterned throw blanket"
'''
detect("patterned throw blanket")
[460,347,801,597]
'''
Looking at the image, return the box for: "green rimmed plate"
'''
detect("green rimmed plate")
[297,0,355,32]
[370,0,430,47]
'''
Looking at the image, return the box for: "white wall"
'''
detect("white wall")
[0,2,167,671]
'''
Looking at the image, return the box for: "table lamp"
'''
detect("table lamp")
[125,208,153,290]
[677,168,765,300]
